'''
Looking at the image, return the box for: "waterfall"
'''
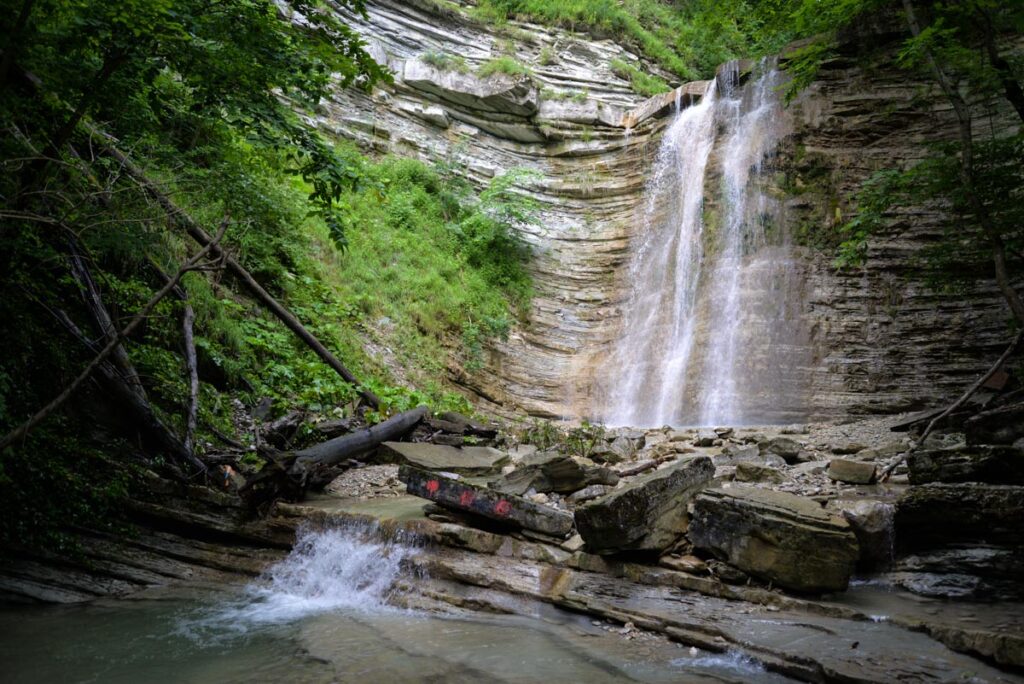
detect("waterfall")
[599,61,808,427]
[190,524,418,633]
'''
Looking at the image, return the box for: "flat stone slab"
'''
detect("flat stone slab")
[689,486,859,593]
[380,442,508,475]
[575,456,714,553]
[399,465,574,537]
[907,445,1024,485]
[896,483,1024,550]
[827,458,876,484]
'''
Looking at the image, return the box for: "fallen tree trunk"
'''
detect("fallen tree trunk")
[240,406,428,507]
[289,406,428,481]
[94,131,380,410]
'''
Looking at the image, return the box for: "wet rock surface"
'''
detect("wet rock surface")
[575,456,714,553]
[690,486,860,593]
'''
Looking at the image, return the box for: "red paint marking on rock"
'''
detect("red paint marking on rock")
[459,490,475,507]
[494,499,512,517]
[425,480,440,495]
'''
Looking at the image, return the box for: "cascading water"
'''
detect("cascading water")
[598,61,810,427]
[190,524,418,634]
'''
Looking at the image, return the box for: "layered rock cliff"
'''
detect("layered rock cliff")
[320,0,1019,422]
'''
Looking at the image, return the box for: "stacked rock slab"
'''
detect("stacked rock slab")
[575,456,713,553]
[907,445,1024,485]
[689,486,859,593]
[379,442,508,476]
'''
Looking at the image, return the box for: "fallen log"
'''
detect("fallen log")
[289,406,429,480]
[399,465,575,537]
[240,406,428,506]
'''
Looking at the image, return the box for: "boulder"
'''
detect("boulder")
[735,462,786,484]
[907,445,1024,485]
[575,456,714,553]
[490,451,618,495]
[399,465,574,537]
[566,484,609,504]
[827,499,895,570]
[379,442,508,475]
[762,436,804,463]
[827,459,876,484]
[896,484,1024,551]
[695,430,717,447]
[713,443,761,466]
[830,442,867,455]
[689,486,860,593]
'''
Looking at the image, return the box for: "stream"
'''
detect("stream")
[0,528,789,683]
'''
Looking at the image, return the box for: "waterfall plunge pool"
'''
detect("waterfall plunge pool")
[0,527,792,683]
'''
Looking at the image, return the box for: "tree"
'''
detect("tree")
[782,0,1024,325]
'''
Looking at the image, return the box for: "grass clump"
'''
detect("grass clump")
[421,50,470,73]
[610,58,672,97]
[478,56,533,78]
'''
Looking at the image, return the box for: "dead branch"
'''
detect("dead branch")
[0,219,228,455]
[89,126,381,410]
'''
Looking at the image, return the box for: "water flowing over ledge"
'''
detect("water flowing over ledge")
[595,60,812,427]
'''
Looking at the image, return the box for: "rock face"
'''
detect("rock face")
[319,1,1019,420]
[895,484,1024,550]
[400,465,574,536]
[907,445,1024,484]
[575,456,713,553]
[379,442,508,475]
[689,486,859,593]
[965,402,1024,446]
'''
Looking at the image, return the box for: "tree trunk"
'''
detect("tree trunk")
[240,406,428,506]
[288,406,428,481]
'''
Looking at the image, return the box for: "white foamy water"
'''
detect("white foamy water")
[598,60,810,427]
[185,525,418,636]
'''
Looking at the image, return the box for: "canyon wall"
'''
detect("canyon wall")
[322,0,1018,422]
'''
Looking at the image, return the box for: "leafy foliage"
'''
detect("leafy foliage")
[473,0,795,81]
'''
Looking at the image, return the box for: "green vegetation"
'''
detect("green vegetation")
[610,58,671,97]
[478,55,532,78]
[472,0,794,81]
[538,46,558,66]
[0,0,538,550]
[421,50,470,73]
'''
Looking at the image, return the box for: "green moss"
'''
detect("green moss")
[421,50,470,73]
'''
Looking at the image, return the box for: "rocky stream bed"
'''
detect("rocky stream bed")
[3,412,1022,683]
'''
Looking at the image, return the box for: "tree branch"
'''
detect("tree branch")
[0,219,228,453]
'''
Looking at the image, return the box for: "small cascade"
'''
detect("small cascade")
[597,60,809,427]
[194,524,418,631]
